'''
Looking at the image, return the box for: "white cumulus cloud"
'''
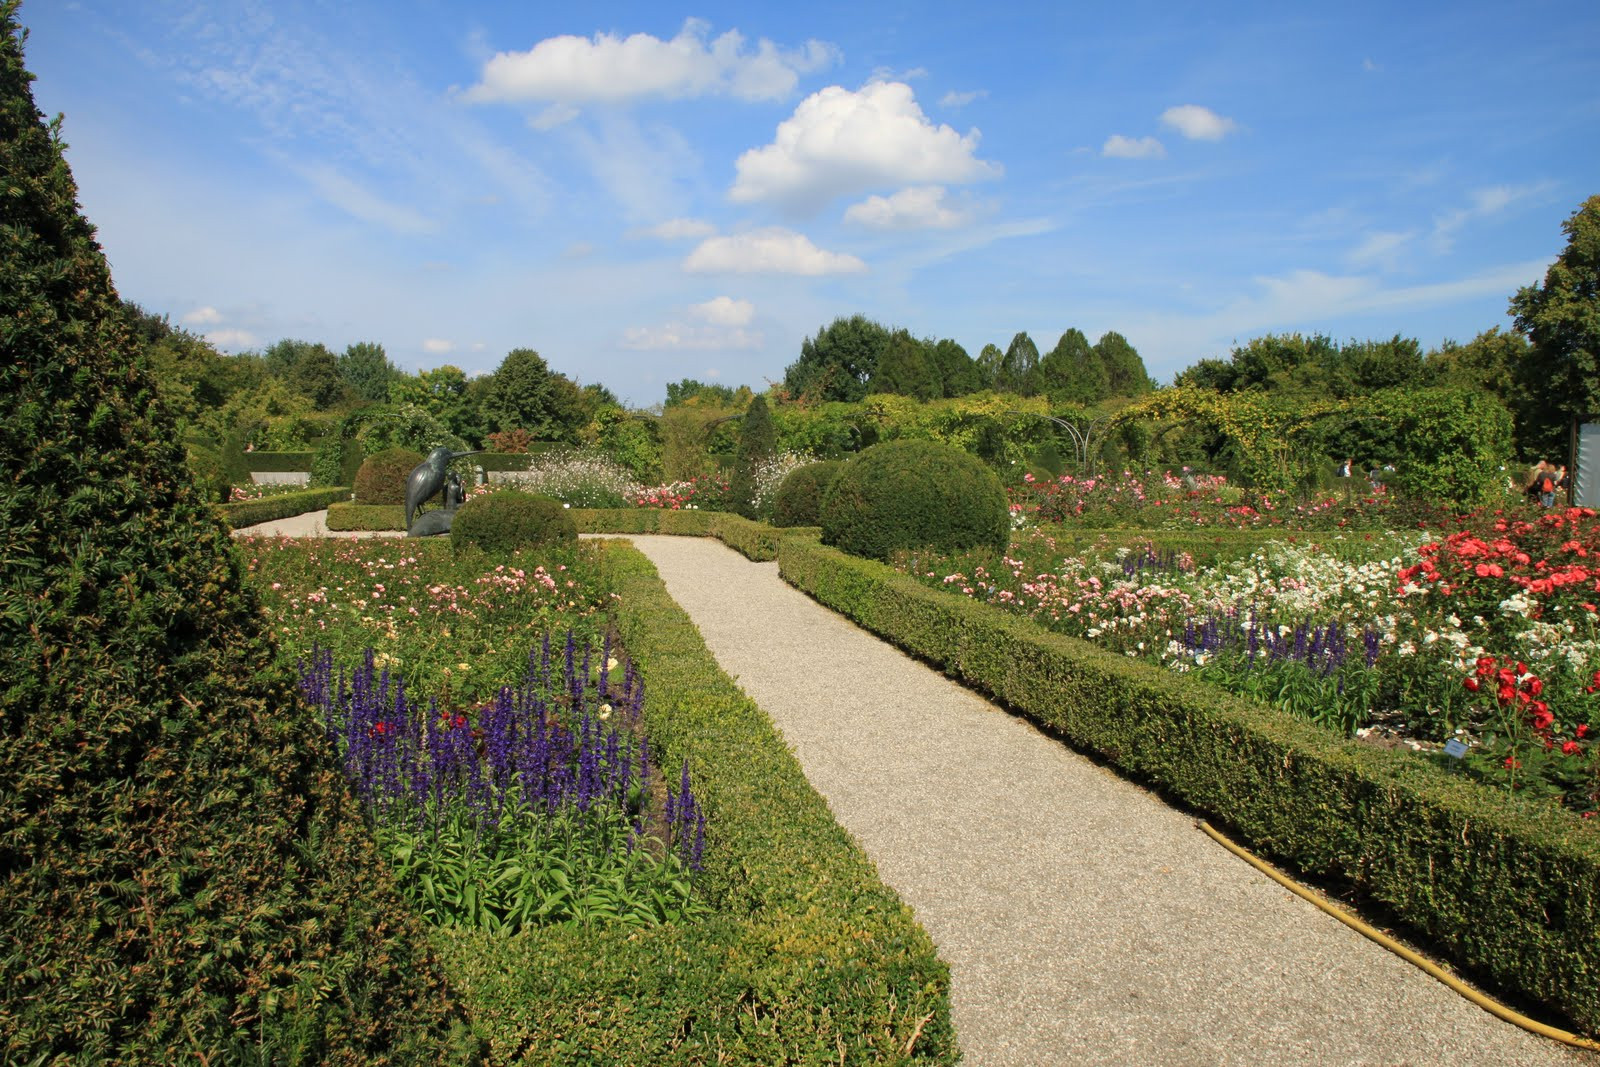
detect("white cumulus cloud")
[632,217,718,240]
[1159,104,1238,141]
[844,186,970,229]
[182,306,223,325]
[689,296,756,326]
[422,338,455,354]
[204,328,257,349]
[729,81,1000,213]
[465,19,837,106]
[623,297,763,350]
[683,228,866,274]
[1102,134,1166,159]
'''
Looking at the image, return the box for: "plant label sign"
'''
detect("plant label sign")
[1443,738,1469,759]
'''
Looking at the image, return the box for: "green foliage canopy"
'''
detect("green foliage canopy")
[1510,194,1600,458]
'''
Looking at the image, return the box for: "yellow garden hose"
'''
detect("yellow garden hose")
[1195,820,1600,1053]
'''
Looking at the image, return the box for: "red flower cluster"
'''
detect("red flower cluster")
[1400,507,1600,614]
[1465,655,1551,726]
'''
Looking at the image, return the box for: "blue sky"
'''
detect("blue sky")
[21,0,1600,405]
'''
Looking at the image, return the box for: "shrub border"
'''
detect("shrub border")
[242,450,315,472]
[427,539,954,1063]
[571,508,818,560]
[217,486,351,528]
[777,535,1600,1036]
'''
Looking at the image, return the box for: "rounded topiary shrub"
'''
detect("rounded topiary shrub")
[771,459,843,528]
[451,489,577,554]
[821,440,1009,561]
[353,446,425,505]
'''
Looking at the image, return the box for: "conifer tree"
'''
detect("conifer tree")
[869,330,940,399]
[1038,328,1102,403]
[730,394,778,518]
[0,7,473,1060]
[1094,330,1154,396]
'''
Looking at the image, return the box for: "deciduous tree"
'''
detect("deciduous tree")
[1510,194,1600,457]
[783,314,891,402]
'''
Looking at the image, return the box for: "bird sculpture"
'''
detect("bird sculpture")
[404,447,484,531]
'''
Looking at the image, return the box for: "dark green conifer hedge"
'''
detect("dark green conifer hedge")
[0,6,476,1061]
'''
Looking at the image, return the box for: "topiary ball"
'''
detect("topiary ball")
[353,447,425,505]
[450,489,577,554]
[770,460,843,527]
[820,439,1009,561]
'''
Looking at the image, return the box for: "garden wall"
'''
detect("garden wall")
[777,536,1600,1036]
[428,540,955,1063]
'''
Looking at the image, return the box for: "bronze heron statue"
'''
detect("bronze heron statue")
[405,447,484,530]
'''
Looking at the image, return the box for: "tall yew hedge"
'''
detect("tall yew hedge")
[0,5,475,1062]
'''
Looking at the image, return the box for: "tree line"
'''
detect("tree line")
[129,311,616,454]
[777,315,1155,406]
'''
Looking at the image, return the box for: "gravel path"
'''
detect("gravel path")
[230,516,1591,1065]
[610,534,1591,1067]
[229,509,403,539]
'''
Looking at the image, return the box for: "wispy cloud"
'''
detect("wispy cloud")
[1132,259,1552,376]
[1345,229,1415,269]
[1102,134,1166,159]
[632,217,718,240]
[290,163,436,235]
[940,89,986,109]
[422,338,456,354]
[1432,182,1555,250]
[730,81,1001,213]
[143,3,552,224]
[683,228,866,274]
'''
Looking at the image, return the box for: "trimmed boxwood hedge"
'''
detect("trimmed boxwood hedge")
[326,502,405,531]
[450,490,575,553]
[778,536,1600,1036]
[428,541,955,1063]
[570,508,818,561]
[217,486,351,528]
[242,450,315,472]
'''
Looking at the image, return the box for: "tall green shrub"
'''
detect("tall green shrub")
[354,446,425,506]
[820,439,1010,561]
[730,395,777,518]
[0,9,473,1061]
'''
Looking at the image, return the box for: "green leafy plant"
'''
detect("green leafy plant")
[821,439,1010,561]
[451,489,577,555]
[353,445,424,505]
[771,459,843,527]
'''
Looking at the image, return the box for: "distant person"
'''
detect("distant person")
[1524,461,1549,504]
[1533,462,1559,508]
[1557,464,1571,503]
[1337,457,1353,478]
